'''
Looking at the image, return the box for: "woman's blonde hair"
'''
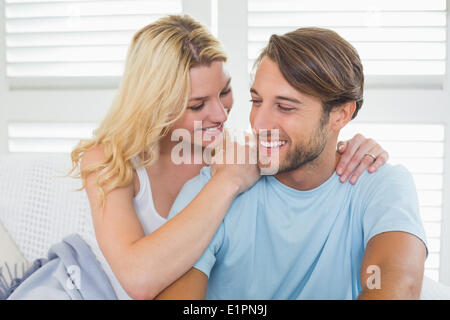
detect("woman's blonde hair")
[69,15,227,210]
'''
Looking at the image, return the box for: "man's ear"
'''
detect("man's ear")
[329,101,356,131]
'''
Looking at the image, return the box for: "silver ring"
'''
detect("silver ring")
[364,153,377,162]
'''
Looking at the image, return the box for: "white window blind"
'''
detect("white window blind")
[340,123,445,282]
[248,0,447,77]
[8,122,98,153]
[5,0,182,83]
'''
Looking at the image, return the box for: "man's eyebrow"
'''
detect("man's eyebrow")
[275,95,301,104]
[189,77,232,101]
[250,88,301,104]
[250,88,259,95]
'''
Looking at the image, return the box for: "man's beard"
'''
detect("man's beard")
[277,112,329,174]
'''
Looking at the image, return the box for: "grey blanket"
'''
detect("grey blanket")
[1,234,117,300]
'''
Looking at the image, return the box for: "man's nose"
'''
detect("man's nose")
[252,104,278,134]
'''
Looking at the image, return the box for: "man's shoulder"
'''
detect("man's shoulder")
[184,166,264,199]
[351,163,416,204]
[182,166,213,189]
[357,163,413,187]
[167,166,212,219]
[355,163,426,252]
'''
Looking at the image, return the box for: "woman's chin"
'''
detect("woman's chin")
[201,133,224,148]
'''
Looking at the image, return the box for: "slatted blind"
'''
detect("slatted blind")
[248,0,447,76]
[8,122,98,153]
[5,0,182,80]
[340,123,445,281]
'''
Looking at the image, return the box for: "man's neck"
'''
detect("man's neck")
[275,141,340,191]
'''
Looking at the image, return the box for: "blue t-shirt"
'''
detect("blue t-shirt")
[168,164,428,299]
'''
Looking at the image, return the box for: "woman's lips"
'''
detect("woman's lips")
[201,123,224,136]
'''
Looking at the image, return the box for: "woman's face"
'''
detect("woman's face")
[171,60,233,148]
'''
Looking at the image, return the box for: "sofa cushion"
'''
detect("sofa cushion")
[0,154,92,263]
[0,218,28,271]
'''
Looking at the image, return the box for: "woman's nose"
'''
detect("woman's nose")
[209,99,228,123]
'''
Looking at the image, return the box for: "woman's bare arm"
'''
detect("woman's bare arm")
[82,144,258,300]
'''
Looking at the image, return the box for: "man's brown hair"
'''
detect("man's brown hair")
[254,27,364,119]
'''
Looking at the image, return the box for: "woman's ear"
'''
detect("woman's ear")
[329,101,356,131]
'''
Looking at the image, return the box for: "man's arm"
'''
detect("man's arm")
[359,231,426,300]
[155,268,208,300]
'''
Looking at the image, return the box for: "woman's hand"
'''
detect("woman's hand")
[336,134,389,184]
[210,132,261,195]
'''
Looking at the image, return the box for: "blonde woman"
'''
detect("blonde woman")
[5,15,388,300]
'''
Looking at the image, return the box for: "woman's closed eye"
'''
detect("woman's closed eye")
[220,88,231,97]
[188,102,205,111]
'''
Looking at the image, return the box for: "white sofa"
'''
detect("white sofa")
[0,154,93,289]
[0,153,449,299]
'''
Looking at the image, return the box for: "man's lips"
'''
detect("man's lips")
[259,140,287,148]
[259,139,287,155]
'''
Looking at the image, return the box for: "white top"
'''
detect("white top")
[83,163,167,299]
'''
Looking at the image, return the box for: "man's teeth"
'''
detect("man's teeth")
[260,140,286,148]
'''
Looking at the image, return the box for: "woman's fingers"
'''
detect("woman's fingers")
[335,134,364,176]
[348,145,381,184]
[368,150,389,173]
[211,132,257,169]
[210,133,260,194]
[337,135,378,182]
[337,140,347,153]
